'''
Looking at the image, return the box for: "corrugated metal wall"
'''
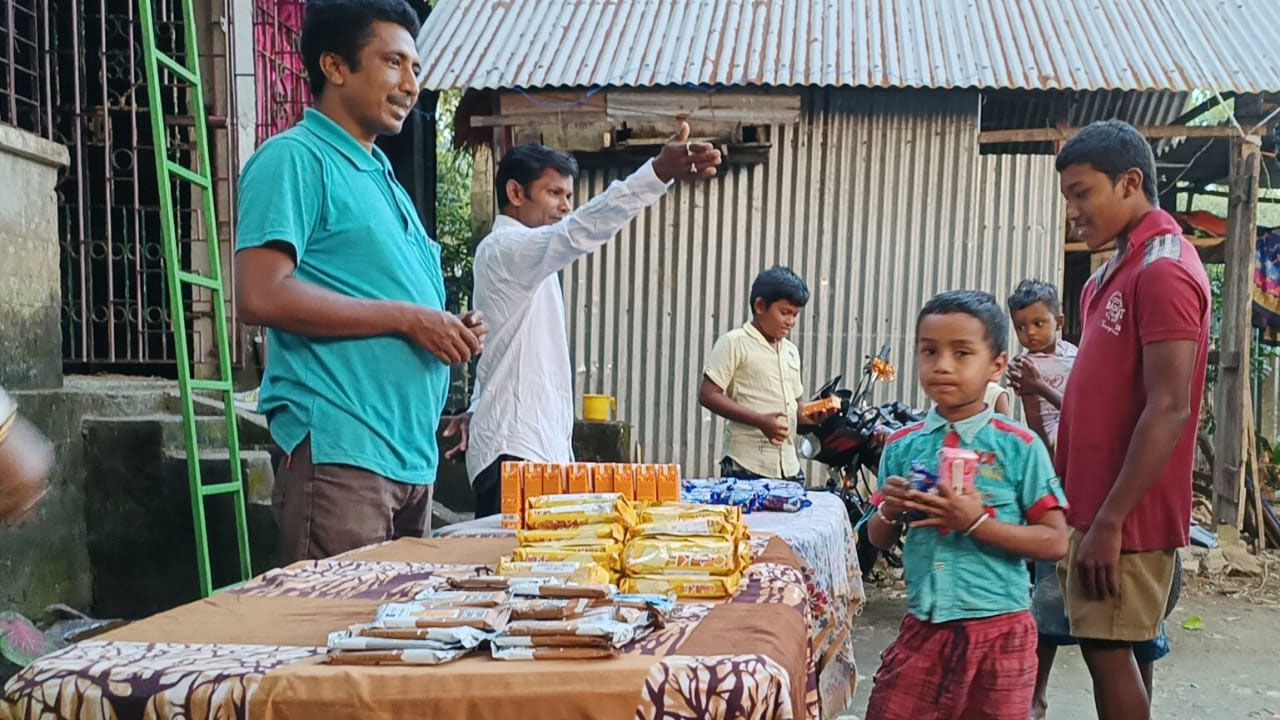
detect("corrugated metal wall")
[563,88,1064,476]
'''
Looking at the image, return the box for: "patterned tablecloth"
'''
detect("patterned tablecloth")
[436,489,867,718]
[3,536,824,720]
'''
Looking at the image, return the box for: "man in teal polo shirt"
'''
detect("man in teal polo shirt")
[234,0,484,562]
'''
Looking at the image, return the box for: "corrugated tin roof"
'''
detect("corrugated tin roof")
[418,0,1280,93]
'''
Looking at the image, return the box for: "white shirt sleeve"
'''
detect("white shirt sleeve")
[480,159,671,295]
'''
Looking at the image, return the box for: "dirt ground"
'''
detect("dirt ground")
[839,555,1280,720]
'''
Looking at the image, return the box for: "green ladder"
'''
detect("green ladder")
[136,0,252,596]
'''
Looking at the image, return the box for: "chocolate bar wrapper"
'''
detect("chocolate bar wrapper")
[491,634,611,648]
[329,631,472,652]
[509,582,617,599]
[509,597,592,621]
[503,616,640,646]
[343,623,489,647]
[410,589,509,607]
[371,603,509,632]
[325,647,472,665]
[490,645,616,661]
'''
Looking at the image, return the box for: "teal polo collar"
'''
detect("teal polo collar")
[299,107,386,172]
[922,405,994,444]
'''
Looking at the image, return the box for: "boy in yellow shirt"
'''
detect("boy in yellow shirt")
[699,266,821,481]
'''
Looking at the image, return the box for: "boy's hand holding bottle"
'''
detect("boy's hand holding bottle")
[904,481,987,533]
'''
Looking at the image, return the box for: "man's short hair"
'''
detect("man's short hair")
[917,290,1008,356]
[1055,120,1159,204]
[495,144,580,211]
[300,0,421,98]
[1007,279,1062,315]
[750,266,809,310]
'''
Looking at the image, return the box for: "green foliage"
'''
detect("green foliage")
[436,90,476,314]
[434,90,480,410]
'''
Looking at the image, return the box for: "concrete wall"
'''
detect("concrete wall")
[0,123,69,391]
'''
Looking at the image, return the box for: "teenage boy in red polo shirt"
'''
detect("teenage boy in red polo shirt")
[1054,120,1210,720]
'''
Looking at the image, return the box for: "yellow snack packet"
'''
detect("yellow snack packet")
[638,502,742,526]
[495,558,613,585]
[525,501,637,530]
[526,493,625,509]
[629,517,740,539]
[620,573,741,599]
[623,536,739,575]
[517,524,624,545]
[512,543,623,570]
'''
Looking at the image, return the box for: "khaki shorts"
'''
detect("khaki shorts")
[1057,528,1175,642]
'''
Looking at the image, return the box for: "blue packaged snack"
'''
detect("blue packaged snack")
[902,461,938,522]
[761,481,811,512]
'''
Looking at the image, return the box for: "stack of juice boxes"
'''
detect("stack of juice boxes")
[498,462,681,530]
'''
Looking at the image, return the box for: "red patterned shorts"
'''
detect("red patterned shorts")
[865,610,1036,720]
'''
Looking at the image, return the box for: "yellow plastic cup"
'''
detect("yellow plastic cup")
[581,394,616,422]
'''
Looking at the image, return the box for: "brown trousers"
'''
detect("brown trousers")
[272,437,433,564]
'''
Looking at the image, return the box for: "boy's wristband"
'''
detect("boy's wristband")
[964,513,989,536]
[876,504,905,527]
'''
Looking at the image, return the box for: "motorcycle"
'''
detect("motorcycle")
[798,343,924,578]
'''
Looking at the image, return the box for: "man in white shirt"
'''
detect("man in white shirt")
[444,123,722,516]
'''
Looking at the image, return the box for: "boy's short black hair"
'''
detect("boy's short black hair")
[300,0,421,98]
[495,144,580,211]
[750,266,809,310]
[917,290,1007,356]
[1007,279,1061,315]
[1055,120,1159,204]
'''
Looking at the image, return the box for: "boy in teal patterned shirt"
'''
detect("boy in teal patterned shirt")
[864,290,1069,720]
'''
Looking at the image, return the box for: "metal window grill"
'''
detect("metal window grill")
[0,0,53,138]
[53,0,240,370]
[252,0,306,145]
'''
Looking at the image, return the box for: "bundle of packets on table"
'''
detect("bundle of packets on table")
[680,477,811,512]
[506,492,753,599]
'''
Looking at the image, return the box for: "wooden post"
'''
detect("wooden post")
[1212,135,1262,526]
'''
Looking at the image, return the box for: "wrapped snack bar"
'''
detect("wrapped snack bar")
[495,558,613,586]
[371,603,510,632]
[511,542,622,570]
[638,502,742,526]
[623,536,741,576]
[491,646,615,661]
[325,647,472,666]
[517,524,624,545]
[620,573,742,599]
[629,516,741,539]
[524,500,636,530]
[410,589,509,608]
[341,624,490,646]
[509,597,592,621]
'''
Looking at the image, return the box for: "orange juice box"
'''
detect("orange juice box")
[500,462,525,529]
[657,464,682,502]
[567,463,592,493]
[543,464,567,495]
[592,463,614,493]
[635,465,659,502]
[523,463,545,500]
[613,464,636,502]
